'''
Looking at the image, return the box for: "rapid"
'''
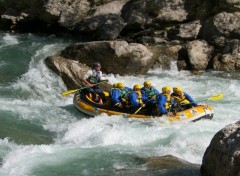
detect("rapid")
[0,31,239,176]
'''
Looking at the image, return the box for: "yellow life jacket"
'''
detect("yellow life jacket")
[172,92,190,104]
[135,90,143,104]
[126,90,143,108]
[161,93,172,109]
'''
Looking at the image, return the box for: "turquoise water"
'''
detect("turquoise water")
[0,31,239,176]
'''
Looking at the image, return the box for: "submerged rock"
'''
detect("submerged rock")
[114,155,200,175]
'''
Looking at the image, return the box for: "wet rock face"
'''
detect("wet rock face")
[201,121,240,176]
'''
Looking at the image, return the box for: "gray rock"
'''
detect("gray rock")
[60,40,154,75]
[201,121,240,176]
[201,12,240,48]
[186,40,213,71]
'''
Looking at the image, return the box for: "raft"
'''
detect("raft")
[73,91,214,123]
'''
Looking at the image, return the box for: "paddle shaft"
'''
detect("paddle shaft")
[61,80,107,96]
[130,96,156,116]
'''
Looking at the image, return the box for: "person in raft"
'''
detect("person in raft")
[156,86,174,116]
[81,62,108,103]
[141,80,159,113]
[126,84,145,112]
[171,86,197,111]
[109,83,121,107]
[115,82,132,108]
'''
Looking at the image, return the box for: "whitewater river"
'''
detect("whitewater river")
[0,31,239,176]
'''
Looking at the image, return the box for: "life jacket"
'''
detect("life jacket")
[172,92,190,104]
[119,88,130,98]
[109,88,119,99]
[158,93,172,109]
[125,90,143,108]
[86,69,101,84]
[142,86,156,98]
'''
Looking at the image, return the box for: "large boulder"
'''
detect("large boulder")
[45,55,112,91]
[167,20,202,41]
[121,0,206,32]
[177,40,213,71]
[201,12,240,48]
[201,121,240,176]
[0,0,119,32]
[60,40,154,75]
[213,39,240,71]
[74,14,126,40]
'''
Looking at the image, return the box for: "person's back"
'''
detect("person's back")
[109,83,121,106]
[156,86,173,116]
[127,84,145,110]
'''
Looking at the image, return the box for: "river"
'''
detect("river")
[0,31,239,176]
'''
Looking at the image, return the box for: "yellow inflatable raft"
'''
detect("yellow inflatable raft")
[73,91,214,123]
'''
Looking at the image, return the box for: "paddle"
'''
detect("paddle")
[206,93,224,101]
[179,93,224,106]
[130,96,156,116]
[61,87,88,96]
[61,80,107,96]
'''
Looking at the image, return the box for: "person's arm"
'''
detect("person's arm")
[110,89,121,104]
[141,90,148,102]
[184,92,197,106]
[157,95,168,114]
[99,71,109,82]
[81,70,93,87]
[155,89,160,95]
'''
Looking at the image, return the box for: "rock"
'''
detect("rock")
[60,40,154,75]
[74,14,126,40]
[201,12,240,48]
[213,54,236,71]
[167,20,202,41]
[186,40,213,71]
[91,0,129,16]
[201,121,240,176]
[212,39,240,71]
[114,155,200,175]
[45,55,112,91]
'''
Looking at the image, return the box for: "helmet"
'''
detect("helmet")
[173,86,182,93]
[92,62,101,68]
[144,80,151,86]
[117,82,125,88]
[162,86,171,93]
[133,84,142,90]
[113,83,118,88]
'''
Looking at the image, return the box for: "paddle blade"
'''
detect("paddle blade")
[61,89,78,96]
[208,93,224,101]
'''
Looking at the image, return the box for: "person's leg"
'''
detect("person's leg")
[87,88,97,101]
[94,88,106,103]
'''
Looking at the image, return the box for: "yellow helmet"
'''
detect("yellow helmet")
[173,86,182,93]
[162,86,171,93]
[117,82,125,88]
[144,80,151,86]
[113,83,118,88]
[133,84,142,90]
